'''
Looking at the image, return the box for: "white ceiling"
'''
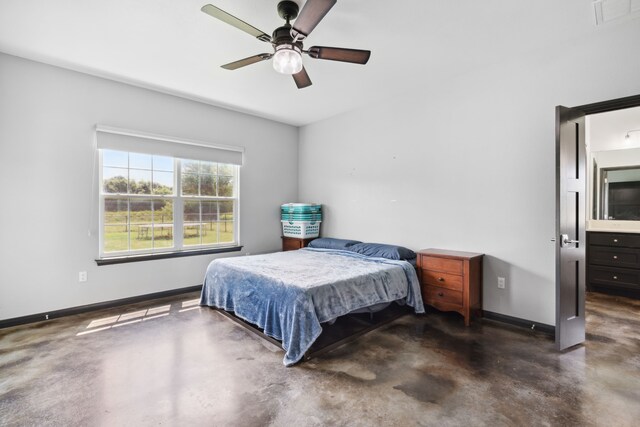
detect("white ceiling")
[0,0,615,126]
[590,106,640,151]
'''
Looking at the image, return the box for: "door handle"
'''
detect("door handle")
[561,234,579,247]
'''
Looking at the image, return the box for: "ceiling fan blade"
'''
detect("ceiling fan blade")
[293,67,312,89]
[221,53,272,70]
[307,46,371,64]
[201,4,271,42]
[290,0,337,40]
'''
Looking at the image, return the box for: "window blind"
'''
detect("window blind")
[95,125,244,166]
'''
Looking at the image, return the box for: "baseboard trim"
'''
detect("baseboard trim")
[589,286,640,299]
[483,311,555,336]
[0,285,203,330]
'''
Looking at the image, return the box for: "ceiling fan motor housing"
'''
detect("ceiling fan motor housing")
[272,25,303,53]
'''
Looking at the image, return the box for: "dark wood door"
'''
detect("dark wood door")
[555,106,586,351]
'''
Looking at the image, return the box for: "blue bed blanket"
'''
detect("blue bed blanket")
[200,248,424,366]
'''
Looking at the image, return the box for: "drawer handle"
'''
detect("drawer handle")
[437,292,444,297]
[613,256,618,260]
[613,276,618,280]
[613,239,618,243]
[437,277,445,282]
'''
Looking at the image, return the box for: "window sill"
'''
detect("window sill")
[95,246,243,266]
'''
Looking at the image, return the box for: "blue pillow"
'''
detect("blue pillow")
[308,238,362,250]
[347,242,416,261]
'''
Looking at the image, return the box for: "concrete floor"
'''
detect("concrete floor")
[1,291,639,426]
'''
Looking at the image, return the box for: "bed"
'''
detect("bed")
[200,246,424,366]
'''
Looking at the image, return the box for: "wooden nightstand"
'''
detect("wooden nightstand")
[417,249,484,326]
[282,236,315,251]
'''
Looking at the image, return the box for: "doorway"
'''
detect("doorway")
[556,94,640,351]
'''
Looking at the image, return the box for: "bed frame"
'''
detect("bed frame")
[213,303,412,363]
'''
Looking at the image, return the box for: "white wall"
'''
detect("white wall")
[0,53,298,321]
[298,22,640,326]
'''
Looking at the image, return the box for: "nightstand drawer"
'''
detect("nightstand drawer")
[423,285,463,306]
[281,236,314,252]
[421,270,463,291]
[422,256,463,275]
[283,238,303,251]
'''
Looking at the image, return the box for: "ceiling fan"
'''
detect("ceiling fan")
[201,0,371,89]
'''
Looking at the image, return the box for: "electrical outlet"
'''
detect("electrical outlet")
[79,271,88,282]
[497,277,506,289]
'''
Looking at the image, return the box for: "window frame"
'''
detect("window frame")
[97,150,240,260]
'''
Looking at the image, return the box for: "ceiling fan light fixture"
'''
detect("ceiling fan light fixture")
[625,129,640,144]
[273,44,303,74]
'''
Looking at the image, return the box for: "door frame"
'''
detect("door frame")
[556,93,640,350]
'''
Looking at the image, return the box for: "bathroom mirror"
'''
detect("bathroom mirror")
[591,147,640,221]
[597,165,640,220]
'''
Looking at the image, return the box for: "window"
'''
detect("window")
[99,149,239,258]
[180,160,236,247]
[95,126,243,260]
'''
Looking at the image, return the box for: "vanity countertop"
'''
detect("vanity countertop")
[587,220,640,234]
